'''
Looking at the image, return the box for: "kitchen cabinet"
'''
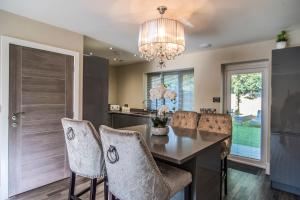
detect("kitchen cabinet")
[110,113,151,128]
[83,56,109,128]
[271,46,300,195]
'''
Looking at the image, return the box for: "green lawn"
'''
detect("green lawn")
[232,122,261,148]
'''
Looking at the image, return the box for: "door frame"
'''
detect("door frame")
[223,61,270,170]
[0,36,81,200]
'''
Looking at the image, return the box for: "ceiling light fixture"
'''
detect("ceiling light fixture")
[138,6,185,68]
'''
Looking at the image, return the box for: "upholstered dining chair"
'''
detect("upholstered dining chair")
[197,113,232,197]
[170,111,198,129]
[61,118,108,200]
[99,125,192,200]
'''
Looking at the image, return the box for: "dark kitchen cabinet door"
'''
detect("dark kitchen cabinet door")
[83,56,109,128]
[111,114,151,128]
[271,133,300,195]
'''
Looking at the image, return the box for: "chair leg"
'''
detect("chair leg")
[104,176,108,200]
[111,193,117,200]
[90,178,97,200]
[68,172,76,200]
[184,184,191,200]
[224,156,228,195]
[220,159,223,200]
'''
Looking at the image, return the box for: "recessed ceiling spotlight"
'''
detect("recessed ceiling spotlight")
[113,58,117,61]
[199,43,212,48]
[109,47,113,50]
[89,52,94,56]
[134,54,137,57]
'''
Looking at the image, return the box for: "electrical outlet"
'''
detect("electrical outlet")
[213,97,220,103]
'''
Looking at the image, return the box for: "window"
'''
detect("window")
[147,69,194,111]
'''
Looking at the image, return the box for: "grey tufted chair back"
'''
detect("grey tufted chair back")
[170,111,198,129]
[197,114,232,134]
[61,118,105,178]
[198,114,232,158]
[99,125,171,200]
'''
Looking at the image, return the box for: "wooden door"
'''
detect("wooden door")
[8,44,74,196]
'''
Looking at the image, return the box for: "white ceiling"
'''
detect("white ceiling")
[1,0,300,55]
[84,36,143,66]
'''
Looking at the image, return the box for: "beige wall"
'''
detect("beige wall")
[115,40,275,112]
[115,62,146,108]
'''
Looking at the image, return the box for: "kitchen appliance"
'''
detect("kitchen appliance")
[270,46,300,195]
[110,104,120,111]
[121,106,130,113]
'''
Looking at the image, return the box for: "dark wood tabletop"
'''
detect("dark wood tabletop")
[122,124,231,165]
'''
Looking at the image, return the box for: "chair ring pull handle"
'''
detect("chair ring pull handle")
[107,145,119,164]
[67,127,75,141]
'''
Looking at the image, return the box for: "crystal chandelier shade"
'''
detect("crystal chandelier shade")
[138,7,185,65]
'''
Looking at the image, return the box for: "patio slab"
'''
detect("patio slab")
[231,143,261,160]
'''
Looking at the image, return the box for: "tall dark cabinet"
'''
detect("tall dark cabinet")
[271,46,300,195]
[83,55,109,128]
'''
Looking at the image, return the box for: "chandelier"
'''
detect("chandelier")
[138,6,185,67]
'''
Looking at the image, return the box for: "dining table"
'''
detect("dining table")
[122,124,231,200]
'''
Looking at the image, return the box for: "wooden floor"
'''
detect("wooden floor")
[9,177,105,200]
[9,162,300,200]
[224,162,300,200]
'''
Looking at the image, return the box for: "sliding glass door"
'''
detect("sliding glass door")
[224,62,268,167]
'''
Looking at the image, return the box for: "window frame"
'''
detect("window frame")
[146,68,194,111]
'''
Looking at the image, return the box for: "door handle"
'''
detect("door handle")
[12,112,25,116]
[11,112,25,120]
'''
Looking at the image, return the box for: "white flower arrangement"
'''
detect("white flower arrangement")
[149,84,167,100]
[149,84,177,128]
[164,90,177,101]
[158,105,169,116]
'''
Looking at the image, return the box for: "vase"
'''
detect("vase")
[276,41,287,49]
[151,126,169,136]
[151,135,169,144]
